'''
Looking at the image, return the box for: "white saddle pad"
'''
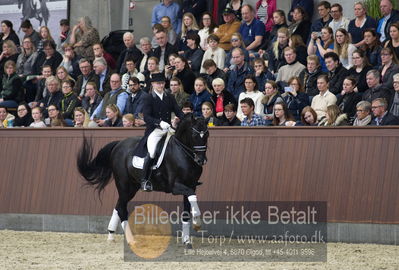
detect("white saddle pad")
[132,130,173,169]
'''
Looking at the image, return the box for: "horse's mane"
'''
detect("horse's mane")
[175,114,195,146]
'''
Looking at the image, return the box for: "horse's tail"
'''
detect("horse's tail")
[77,137,120,195]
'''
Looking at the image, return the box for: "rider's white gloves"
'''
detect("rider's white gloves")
[160,121,170,130]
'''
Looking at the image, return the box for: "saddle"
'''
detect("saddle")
[131,130,173,170]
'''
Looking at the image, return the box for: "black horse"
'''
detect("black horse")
[77,115,209,246]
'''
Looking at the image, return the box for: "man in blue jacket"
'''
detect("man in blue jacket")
[227,48,254,100]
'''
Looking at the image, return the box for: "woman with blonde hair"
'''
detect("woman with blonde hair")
[56,66,75,85]
[267,27,289,73]
[69,16,100,60]
[318,104,348,126]
[334,28,356,69]
[74,107,90,127]
[122,113,135,127]
[169,77,189,109]
[103,104,123,127]
[0,40,19,77]
[178,12,199,53]
[37,26,54,52]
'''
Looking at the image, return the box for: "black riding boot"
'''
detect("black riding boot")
[141,154,154,191]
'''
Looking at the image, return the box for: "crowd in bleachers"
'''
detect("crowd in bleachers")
[1,0,399,128]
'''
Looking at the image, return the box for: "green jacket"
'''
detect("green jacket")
[1,72,23,102]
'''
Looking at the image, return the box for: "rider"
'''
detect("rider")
[141,72,184,191]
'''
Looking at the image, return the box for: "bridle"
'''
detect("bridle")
[174,127,209,166]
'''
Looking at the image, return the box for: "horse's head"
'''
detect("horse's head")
[176,114,209,166]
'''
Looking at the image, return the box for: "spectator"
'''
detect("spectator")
[57,19,70,51]
[93,43,116,70]
[225,0,247,21]
[240,97,265,126]
[289,34,307,66]
[276,47,306,85]
[348,49,372,94]
[151,24,164,49]
[141,56,161,92]
[217,103,241,126]
[0,40,19,78]
[300,106,319,126]
[237,75,264,120]
[262,80,283,122]
[328,4,350,34]
[308,26,334,72]
[181,0,207,22]
[152,0,182,35]
[81,82,102,116]
[224,32,250,73]
[121,58,145,90]
[91,73,128,125]
[198,12,218,51]
[59,43,81,79]
[377,0,399,43]
[189,77,213,117]
[138,37,153,73]
[333,28,356,69]
[93,57,113,95]
[362,29,382,68]
[282,76,310,120]
[268,10,288,44]
[117,32,143,74]
[103,104,123,127]
[14,103,33,127]
[353,100,372,126]
[69,16,100,61]
[40,76,63,116]
[348,2,377,48]
[178,12,199,52]
[390,73,399,116]
[172,56,196,94]
[288,0,314,22]
[202,59,227,90]
[151,30,178,72]
[32,40,63,75]
[169,77,189,109]
[37,26,55,53]
[211,77,236,118]
[383,23,399,60]
[202,101,218,126]
[121,113,134,127]
[363,70,393,108]
[73,58,99,98]
[60,80,80,123]
[20,19,40,48]
[255,0,276,39]
[267,27,289,73]
[16,37,38,79]
[311,1,332,34]
[0,106,14,127]
[0,20,20,53]
[56,66,75,86]
[123,77,148,117]
[45,104,66,127]
[379,47,399,89]
[184,32,204,75]
[29,107,46,128]
[271,102,295,126]
[253,58,274,92]
[288,7,311,42]
[371,97,399,125]
[240,4,265,52]
[182,100,194,114]
[214,8,241,51]
[73,107,90,127]
[318,104,348,126]
[0,61,24,108]
[337,76,362,123]
[30,65,53,108]
[311,74,337,120]
[299,55,324,99]
[160,16,177,46]
[324,51,349,95]
[200,34,225,74]
[227,48,254,100]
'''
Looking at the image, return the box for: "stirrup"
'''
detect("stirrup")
[141,180,153,192]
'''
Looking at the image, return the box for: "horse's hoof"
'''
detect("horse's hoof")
[192,216,201,232]
[184,241,193,249]
[107,233,115,242]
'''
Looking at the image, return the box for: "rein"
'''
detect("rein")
[173,127,208,166]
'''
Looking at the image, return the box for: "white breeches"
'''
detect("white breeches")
[147,128,168,158]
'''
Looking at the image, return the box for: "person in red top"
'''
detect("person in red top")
[211,77,237,118]
[256,0,277,35]
[92,43,116,70]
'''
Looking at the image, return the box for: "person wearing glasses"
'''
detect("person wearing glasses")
[123,77,148,119]
[370,98,399,126]
[328,3,349,35]
[73,58,99,98]
[389,73,399,117]
[352,101,372,126]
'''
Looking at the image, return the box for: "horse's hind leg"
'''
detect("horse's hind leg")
[181,195,193,249]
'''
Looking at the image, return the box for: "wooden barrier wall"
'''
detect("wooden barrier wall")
[0,127,398,224]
